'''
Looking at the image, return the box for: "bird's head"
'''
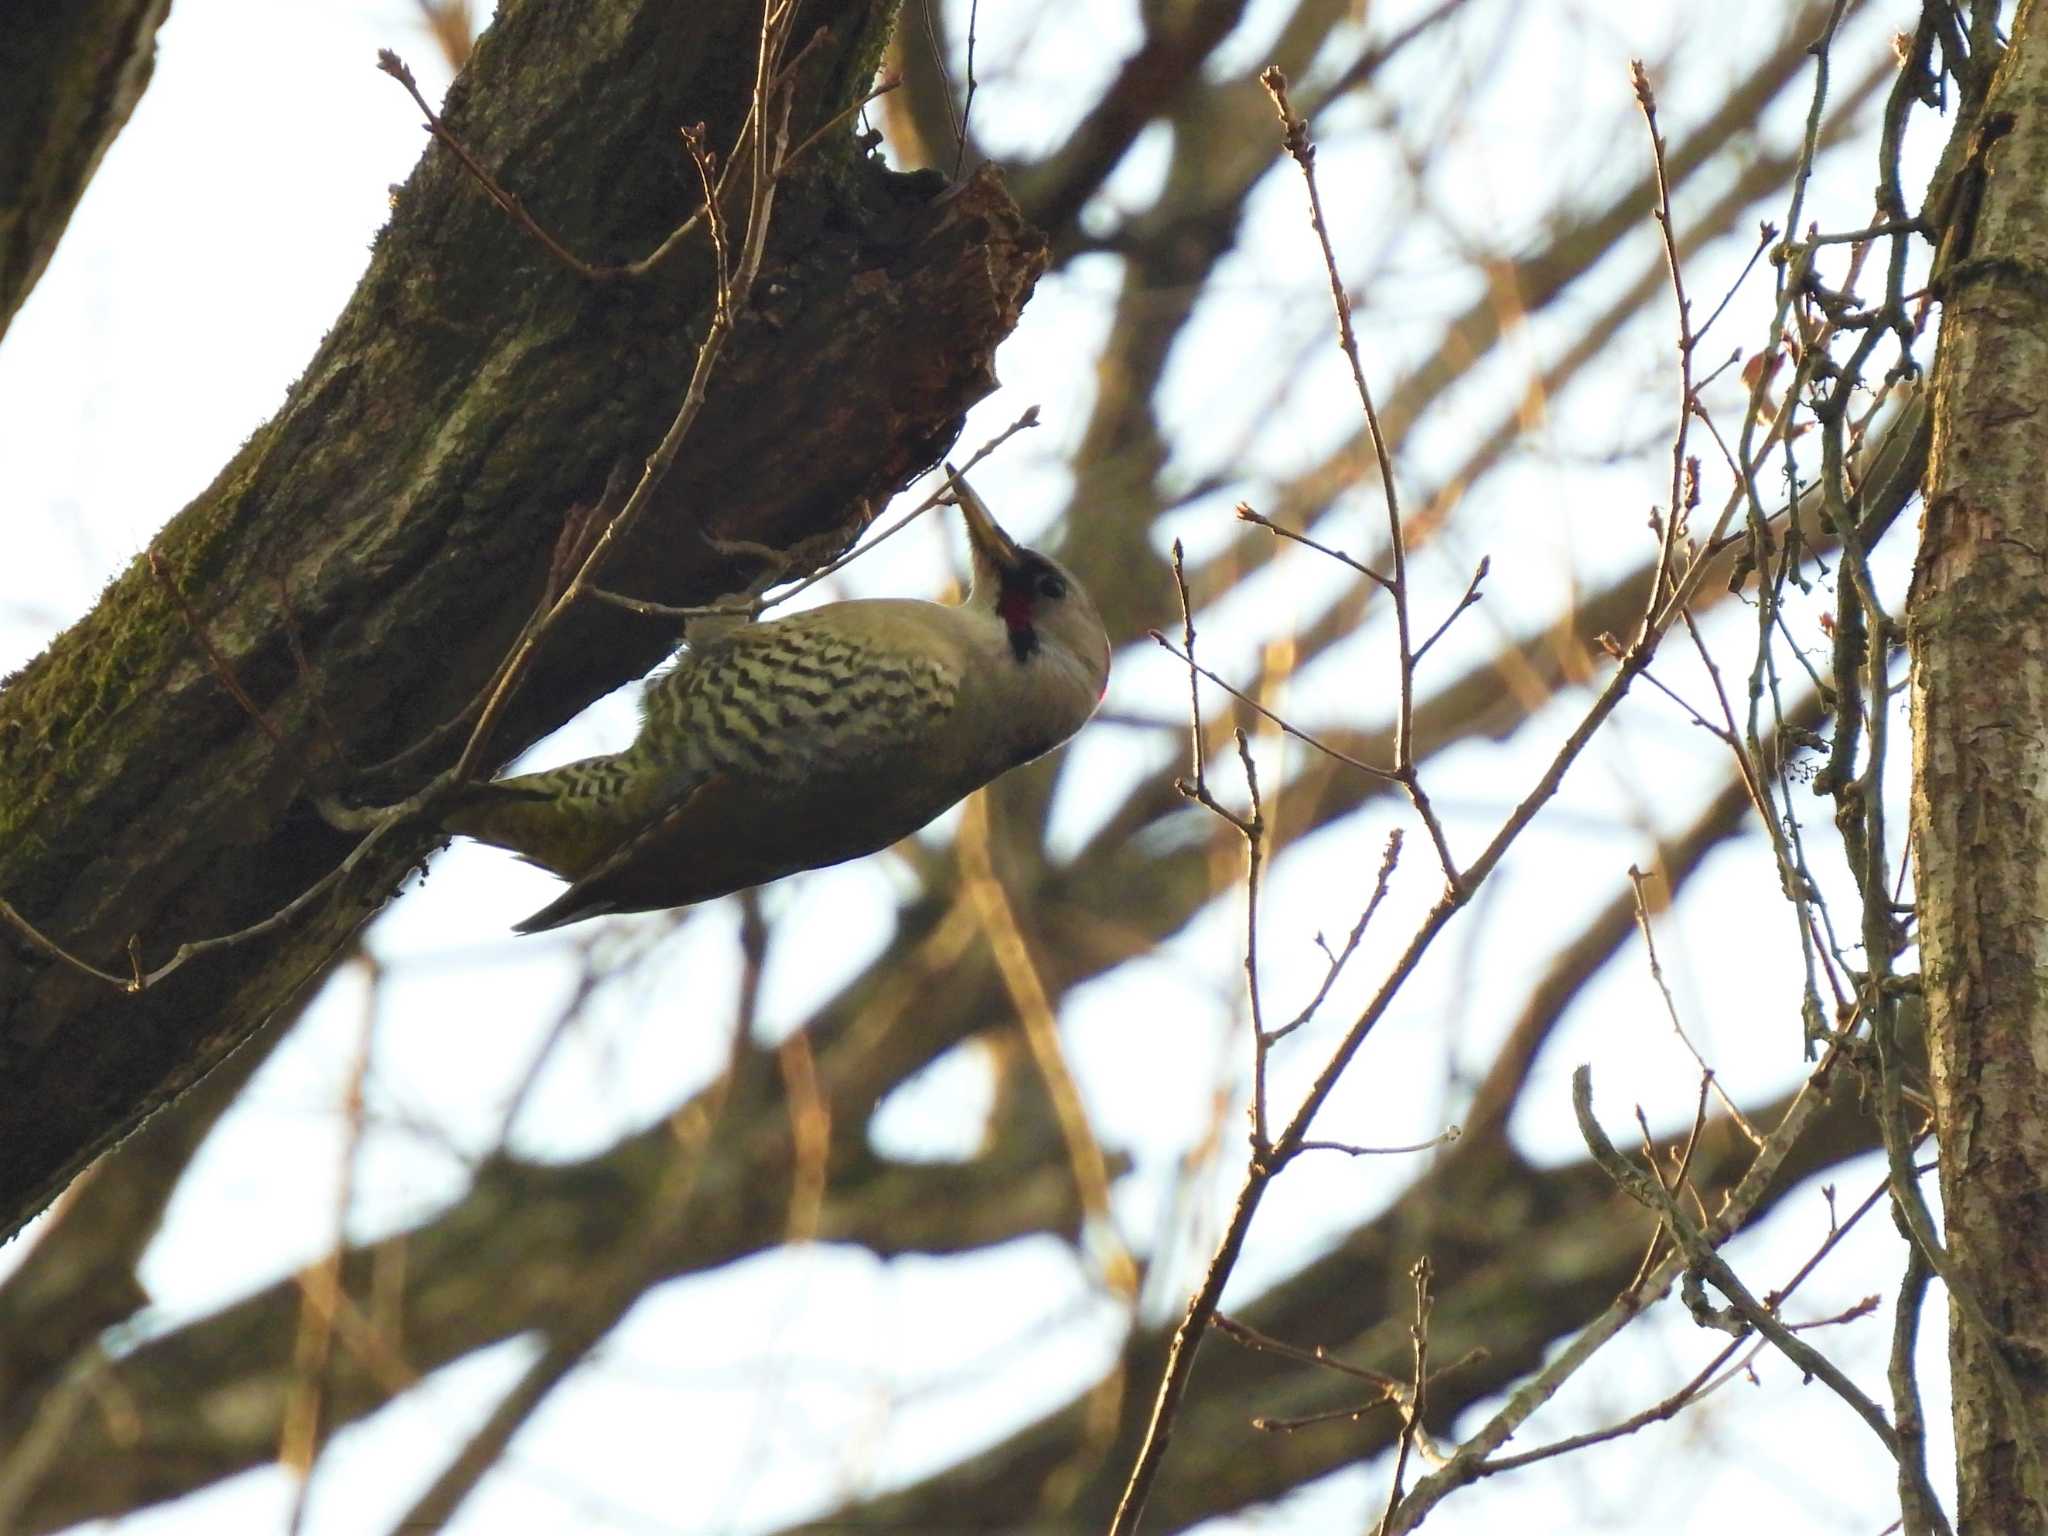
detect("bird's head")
[953,470,1111,704]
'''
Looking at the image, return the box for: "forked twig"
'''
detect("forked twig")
[1266,828,1403,1045]
[1257,69,1458,884]
[1572,1068,1899,1452]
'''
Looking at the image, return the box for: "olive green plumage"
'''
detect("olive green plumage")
[446,481,1110,932]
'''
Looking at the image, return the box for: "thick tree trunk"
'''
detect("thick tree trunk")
[0,0,1047,1240]
[1910,1,2048,1527]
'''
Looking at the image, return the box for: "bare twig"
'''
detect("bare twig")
[1889,1225,1949,1536]
[1266,828,1403,1045]
[1164,547,1278,1149]
[953,0,979,179]
[1410,556,1489,666]
[148,550,288,753]
[378,49,632,281]
[1236,731,1272,1150]
[374,37,890,286]
[681,121,732,322]
[916,0,964,163]
[1297,1128,1460,1157]
[1626,1075,1713,1293]
[2,828,383,994]
[1696,220,1780,344]
[1236,503,1392,590]
[1259,71,1415,760]
[584,406,1043,627]
[1214,1313,1407,1392]
[1629,62,1700,633]
[1376,1259,1434,1536]
[1148,633,1400,784]
[1571,1067,1901,1455]
[1484,1333,1763,1475]
[0,898,138,991]
[1626,864,1763,1145]
[1256,71,1457,883]
[1167,541,1218,814]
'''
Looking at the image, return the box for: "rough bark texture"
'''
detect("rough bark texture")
[0,0,1048,1240]
[1910,1,2048,1527]
[0,0,170,341]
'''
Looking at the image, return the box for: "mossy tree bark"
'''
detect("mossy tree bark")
[0,0,1047,1240]
[1910,1,2048,1527]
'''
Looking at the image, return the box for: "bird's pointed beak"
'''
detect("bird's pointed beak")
[947,465,1023,594]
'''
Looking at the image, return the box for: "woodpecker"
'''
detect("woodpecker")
[445,476,1111,933]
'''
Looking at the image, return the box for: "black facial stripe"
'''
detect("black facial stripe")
[998,551,1062,663]
[1006,551,1061,586]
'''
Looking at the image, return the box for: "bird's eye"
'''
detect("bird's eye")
[1035,571,1068,601]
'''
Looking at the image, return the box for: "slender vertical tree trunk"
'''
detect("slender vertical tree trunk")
[1910,4,2048,1528]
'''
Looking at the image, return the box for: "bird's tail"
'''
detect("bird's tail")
[442,762,635,881]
